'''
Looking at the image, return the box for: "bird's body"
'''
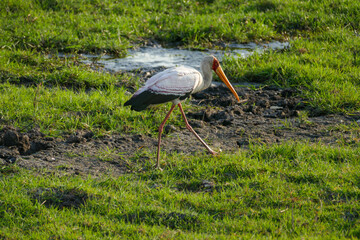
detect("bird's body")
[125,62,212,111]
[124,55,240,170]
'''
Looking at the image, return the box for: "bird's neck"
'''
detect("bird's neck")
[199,64,213,91]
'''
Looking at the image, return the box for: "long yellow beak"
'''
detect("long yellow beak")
[215,66,240,102]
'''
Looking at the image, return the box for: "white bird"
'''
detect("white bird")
[124,55,240,170]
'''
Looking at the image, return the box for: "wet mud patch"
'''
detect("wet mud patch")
[190,84,304,119]
[0,84,359,176]
[0,127,132,176]
[30,187,90,209]
[0,126,55,158]
[185,84,360,148]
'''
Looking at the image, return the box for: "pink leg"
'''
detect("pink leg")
[156,104,176,170]
[177,103,217,155]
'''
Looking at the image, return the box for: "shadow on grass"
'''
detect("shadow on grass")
[30,187,90,209]
[119,210,201,230]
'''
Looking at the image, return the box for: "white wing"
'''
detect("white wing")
[134,66,203,96]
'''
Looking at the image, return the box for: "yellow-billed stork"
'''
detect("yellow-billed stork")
[124,55,240,170]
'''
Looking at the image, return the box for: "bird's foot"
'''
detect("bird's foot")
[209,148,222,156]
[154,164,163,171]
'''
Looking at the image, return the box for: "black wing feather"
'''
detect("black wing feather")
[124,90,189,112]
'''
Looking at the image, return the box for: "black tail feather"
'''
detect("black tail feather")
[123,90,181,112]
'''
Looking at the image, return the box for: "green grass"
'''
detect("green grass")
[1,142,360,239]
[0,82,194,136]
[1,0,360,51]
[224,35,360,113]
[1,0,360,238]
[0,0,359,126]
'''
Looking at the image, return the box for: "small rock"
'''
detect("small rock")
[270,106,283,110]
[45,157,56,162]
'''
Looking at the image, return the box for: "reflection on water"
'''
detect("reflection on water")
[80,41,289,72]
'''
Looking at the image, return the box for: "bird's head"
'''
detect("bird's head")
[210,56,240,102]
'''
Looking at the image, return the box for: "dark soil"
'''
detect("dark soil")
[1,84,359,176]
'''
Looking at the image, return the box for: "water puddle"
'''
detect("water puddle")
[80,41,289,72]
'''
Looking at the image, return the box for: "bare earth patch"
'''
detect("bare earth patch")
[1,85,359,176]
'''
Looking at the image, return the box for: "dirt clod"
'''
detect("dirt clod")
[0,127,31,154]
[66,135,86,144]
[3,130,20,146]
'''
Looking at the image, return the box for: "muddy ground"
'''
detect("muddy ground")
[1,82,359,176]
